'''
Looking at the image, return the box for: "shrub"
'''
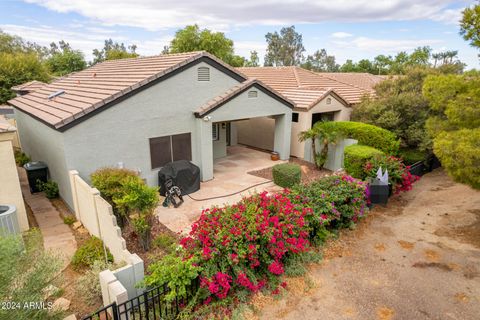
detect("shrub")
[152,233,177,253]
[75,260,111,306]
[363,154,420,193]
[63,215,76,225]
[14,150,30,166]
[288,175,369,231]
[398,148,427,165]
[344,145,384,179]
[433,128,480,189]
[36,179,59,198]
[0,229,64,320]
[71,236,113,270]
[144,254,201,302]
[272,163,301,188]
[317,121,400,154]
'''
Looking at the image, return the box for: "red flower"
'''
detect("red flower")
[268,261,284,275]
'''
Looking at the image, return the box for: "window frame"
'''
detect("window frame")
[149,132,192,169]
[212,123,220,141]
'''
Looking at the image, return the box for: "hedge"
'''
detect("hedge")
[344,144,384,179]
[272,163,301,188]
[398,148,427,165]
[315,121,400,154]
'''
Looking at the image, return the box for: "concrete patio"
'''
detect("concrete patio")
[155,145,285,233]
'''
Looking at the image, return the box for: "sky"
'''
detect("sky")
[0,0,479,69]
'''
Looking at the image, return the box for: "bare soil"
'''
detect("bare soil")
[251,169,480,320]
[248,157,331,184]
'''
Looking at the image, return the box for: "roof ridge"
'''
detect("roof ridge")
[315,72,370,92]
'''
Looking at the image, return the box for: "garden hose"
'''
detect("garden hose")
[185,180,273,201]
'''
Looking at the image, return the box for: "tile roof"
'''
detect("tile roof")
[195,78,294,117]
[8,51,246,130]
[11,80,47,93]
[319,73,388,91]
[237,66,373,106]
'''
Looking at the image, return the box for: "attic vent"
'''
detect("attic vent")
[48,90,65,100]
[197,67,210,81]
[326,97,332,105]
[248,90,258,98]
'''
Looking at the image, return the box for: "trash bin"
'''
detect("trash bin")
[368,178,389,205]
[23,161,49,193]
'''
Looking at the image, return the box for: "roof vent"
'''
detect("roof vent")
[248,90,258,98]
[197,67,210,81]
[48,90,65,100]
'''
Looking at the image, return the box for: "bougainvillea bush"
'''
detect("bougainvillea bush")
[363,154,420,193]
[287,175,369,235]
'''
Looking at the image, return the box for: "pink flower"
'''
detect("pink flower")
[268,261,284,275]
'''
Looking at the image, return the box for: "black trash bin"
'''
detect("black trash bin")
[158,160,200,196]
[368,178,389,205]
[24,161,48,193]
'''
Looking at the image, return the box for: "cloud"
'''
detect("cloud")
[331,32,353,39]
[331,36,444,53]
[25,0,462,31]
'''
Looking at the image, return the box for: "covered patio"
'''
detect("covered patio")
[155,145,284,233]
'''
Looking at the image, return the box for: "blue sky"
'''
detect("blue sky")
[1,0,478,69]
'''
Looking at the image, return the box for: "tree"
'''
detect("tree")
[302,49,339,72]
[46,40,86,76]
[167,25,245,67]
[244,51,260,67]
[92,39,138,64]
[352,68,434,151]
[422,71,480,189]
[298,122,341,169]
[0,52,50,103]
[460,2,480,50]
[264,26,305,66]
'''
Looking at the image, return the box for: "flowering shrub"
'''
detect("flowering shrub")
[363,154,420,193]
[179,192,311,301]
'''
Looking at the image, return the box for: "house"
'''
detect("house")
[236,66,374,161]
[0,119,28,232]
[318,72,388,91]
[8,52,294,210]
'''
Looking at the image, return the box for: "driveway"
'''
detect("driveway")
[256,169,480,320]
[155,145,284,233]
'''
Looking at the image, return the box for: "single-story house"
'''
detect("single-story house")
[8,52,294,210]
[317,72,388,91]
[236,66,375,161]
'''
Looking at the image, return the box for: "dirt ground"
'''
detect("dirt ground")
[255,169,480,320]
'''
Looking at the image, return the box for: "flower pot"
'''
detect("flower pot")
[271,152,280,161]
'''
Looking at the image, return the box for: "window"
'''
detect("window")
[248,90,258,98]
[326,97,332,105]
[197,67,210,81]
[212,123,219,141]
[292,112,299,123]
[150,133,192,169]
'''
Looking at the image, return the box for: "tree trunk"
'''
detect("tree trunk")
[312,138,319,169]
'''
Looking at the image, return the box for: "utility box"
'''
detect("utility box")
[369,178,389,205]
[24,161,48,193]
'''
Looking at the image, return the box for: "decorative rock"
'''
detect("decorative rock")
[52,297,70,311]
[63,314,77,320]
[77,226,89,234]
[43,284,59,299]
[72,221,82,230]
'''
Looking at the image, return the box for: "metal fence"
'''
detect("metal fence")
[83,278,199,320]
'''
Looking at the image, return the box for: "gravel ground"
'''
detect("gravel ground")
[255,169,480,320]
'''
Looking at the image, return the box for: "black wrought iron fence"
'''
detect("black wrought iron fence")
[83,278,199,320]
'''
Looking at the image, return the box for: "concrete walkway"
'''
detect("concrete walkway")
[156,145,284,233]
[18,167,76,269]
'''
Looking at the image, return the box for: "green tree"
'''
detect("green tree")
[352,68,433,151]
[302,49,339,72]
[167,24,245,67]
[0,52,50,103]
[244,50,260,67]
[46,40,86,76]
[264,26,305,66]
[92,39,138,64]
[298,122,342,169]
[422,72,480,189]
[460,2,480,50]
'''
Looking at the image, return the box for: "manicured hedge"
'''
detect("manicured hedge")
[344,144,384,179]
[398,148,427,165]
[315,121,400,154]
[272,163,301,188]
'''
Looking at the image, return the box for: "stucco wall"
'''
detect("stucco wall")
[14,110,72,206]
[61,62,239,208]
[0,132,28,231]
[236,117,275,151]
[212,123,227,159]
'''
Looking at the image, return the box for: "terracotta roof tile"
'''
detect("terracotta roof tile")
[11,80,47,93]
[319,72,387,91]
[237,66,374,106]
[8,52,245,129]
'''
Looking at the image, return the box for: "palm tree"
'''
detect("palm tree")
[299,121,342,169]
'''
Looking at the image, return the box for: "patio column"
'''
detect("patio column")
[196,119,214,181]
[273,113,292,160]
